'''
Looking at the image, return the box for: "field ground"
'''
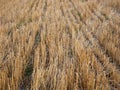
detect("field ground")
[0,0,120,90]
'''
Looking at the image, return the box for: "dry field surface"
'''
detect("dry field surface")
[0,0,120,90]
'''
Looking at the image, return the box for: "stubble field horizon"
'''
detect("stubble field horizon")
[0,0,120,90]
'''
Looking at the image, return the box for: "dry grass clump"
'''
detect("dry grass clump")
[0,0,120,90]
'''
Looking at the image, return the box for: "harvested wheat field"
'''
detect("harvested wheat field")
[0,0,120,90]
